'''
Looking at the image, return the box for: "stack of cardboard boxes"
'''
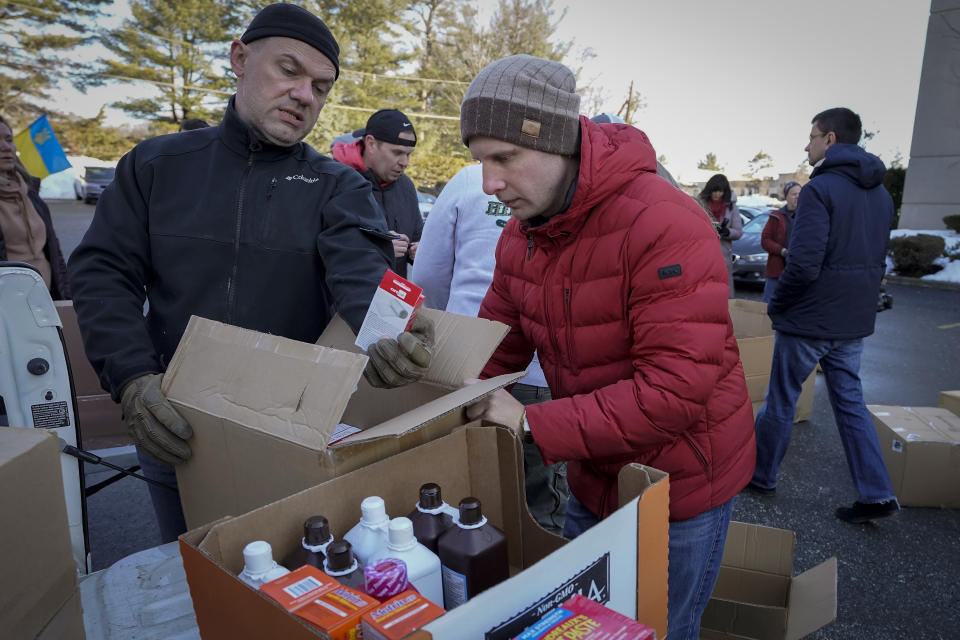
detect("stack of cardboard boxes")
[728,299,815,422]
[0,429,86,640]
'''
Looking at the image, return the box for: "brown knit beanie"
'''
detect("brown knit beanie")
[460,54,581,156]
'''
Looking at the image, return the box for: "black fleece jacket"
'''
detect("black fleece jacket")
[67,98,393,399]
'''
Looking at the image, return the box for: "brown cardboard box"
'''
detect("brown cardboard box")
[180,425,670,640]
[939,390,960,417]
[700,522,837,640]
[868,405,960,508]
[0,428,85,640]
[730,299,815,422]
[165,310,523,530]
[54,301,130,450]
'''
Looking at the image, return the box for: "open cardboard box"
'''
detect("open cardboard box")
[165,309,524,529]
[179,425,670,640]
[0,428,85,640]
[868,405,960,508]
[728,299,815,422]
[700,521,837,640]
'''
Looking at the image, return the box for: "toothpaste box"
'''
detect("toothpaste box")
[513,594,656,640]
[361,589,445,640]
[355,270,424,351]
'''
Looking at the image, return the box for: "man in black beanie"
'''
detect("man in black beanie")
[67,3,435,544]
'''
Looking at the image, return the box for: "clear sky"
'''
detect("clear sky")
[52,0,929,178]
[551,0,930,179]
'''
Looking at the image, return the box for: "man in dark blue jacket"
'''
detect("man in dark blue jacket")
[749,107,898,524]
[67,4,434,542]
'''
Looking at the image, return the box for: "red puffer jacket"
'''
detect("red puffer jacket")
[479,117,755,522]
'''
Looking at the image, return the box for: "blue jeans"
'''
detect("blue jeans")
[762,277,778,303]
[136,448,187,543]
[512,383,568,534]
[752,332,895,503]
[563,493,734,640]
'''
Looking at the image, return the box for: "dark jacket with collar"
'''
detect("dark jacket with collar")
[768,143,892,339]
[67,98,393,399]
[0,176,71,299]
[332,140,422,278]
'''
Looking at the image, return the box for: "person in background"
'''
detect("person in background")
[697,173,742,297]
[179,118,210,131]
[67,4,434,543]
[749,107,898,524]
[460,54,755,639]
[411,162,568,534]
[332,109,422,277]
[0,115,71,299]
[760,181,801,303]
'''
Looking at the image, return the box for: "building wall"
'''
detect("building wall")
[900,0,960,229]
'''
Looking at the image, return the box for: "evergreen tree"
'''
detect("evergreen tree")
[0,0,108,122]
[93,0,243,124]
[698,152,723,171]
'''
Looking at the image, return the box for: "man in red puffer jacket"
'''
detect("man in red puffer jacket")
[462,55,755,640]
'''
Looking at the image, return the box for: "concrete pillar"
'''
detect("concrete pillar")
[900,0,960,230]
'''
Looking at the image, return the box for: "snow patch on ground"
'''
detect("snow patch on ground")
[887,229,960,283]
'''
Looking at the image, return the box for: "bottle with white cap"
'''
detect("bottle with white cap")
[238,540,290,588]
[369,517,443,606]
[343,496,390,564]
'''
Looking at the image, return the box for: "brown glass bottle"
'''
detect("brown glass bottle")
[323,539,366,591]
[436,497,508,609]
[407,483,454,554]
[282,515,333,571]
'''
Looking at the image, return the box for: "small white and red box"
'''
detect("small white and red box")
[355,270,424,351]
[361,589,445,640]
[513,594,656,640]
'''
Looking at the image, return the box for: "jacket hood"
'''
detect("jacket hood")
[814,143,886,188]
[331,139,367,174]
[525,117,658,237]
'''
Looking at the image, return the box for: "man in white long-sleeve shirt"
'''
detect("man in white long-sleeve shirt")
[411,163,568,533]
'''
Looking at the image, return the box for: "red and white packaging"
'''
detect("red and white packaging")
[361,589,445,640]
[355,270,425,351]
[258,565,339,610]
[512,594,656,640]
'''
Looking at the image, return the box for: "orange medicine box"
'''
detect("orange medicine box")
[259,565,339,610]
[295,584,380,640]
[361,589,445,640]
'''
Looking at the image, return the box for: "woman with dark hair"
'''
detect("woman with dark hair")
[760,181,801,303]
[0,115,71,299]
[698,173,742,297]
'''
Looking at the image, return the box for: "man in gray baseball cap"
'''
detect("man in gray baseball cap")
[68,3,434,544]
[462,54,754,640]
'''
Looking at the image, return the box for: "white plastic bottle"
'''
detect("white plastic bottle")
[369,517,443,606]
[237,540,290,588]
[344,496,390,565]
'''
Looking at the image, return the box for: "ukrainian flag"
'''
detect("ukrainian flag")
[14,114,71,179]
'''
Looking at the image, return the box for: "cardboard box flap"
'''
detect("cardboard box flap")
[334,372,526,445]
[721,521,794,576]
[728,299,773,339]
[317,309,509,389]
[869,405,960,445]
[163,316,366,450]
[784,557,837,640]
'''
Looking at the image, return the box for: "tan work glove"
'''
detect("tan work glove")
[363,314,435,388]
[120,373,193,465]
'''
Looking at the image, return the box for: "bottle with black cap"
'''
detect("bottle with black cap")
[323,539,366,590]
[282,515,334,570]
[436,497,508,609]
[407,483,455,553]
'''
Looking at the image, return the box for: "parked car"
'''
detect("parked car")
[731,211,771,287]
[74,166,116,204]
[417,191,436,220]
[737,205,773,225]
